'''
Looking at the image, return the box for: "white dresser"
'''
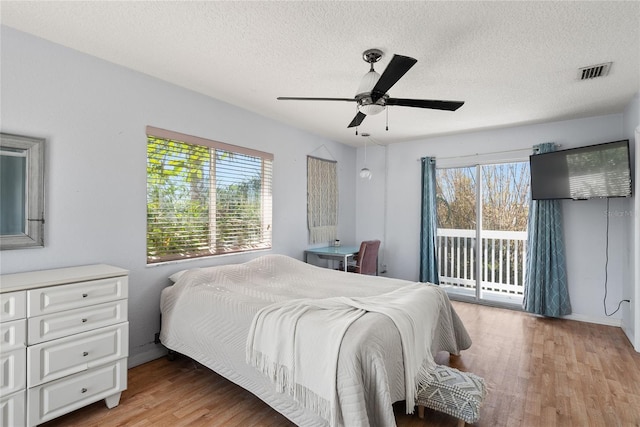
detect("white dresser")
[0,264,128,427]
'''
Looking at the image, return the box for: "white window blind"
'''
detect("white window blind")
[146,126,273,264]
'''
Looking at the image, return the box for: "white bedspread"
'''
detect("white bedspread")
[160,254,471,427]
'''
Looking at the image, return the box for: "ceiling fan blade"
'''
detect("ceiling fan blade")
[370,55,417,103]
[277,97,356,102]
[348,111,367,128]
[386,98,465,111]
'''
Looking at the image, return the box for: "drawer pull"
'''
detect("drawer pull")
[82,318,88,323]
[82,293,88,298]
[81,387,88,393]
[83,351,89,356]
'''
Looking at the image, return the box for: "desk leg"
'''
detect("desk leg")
[344,255,348,272]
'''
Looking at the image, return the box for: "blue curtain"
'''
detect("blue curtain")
[419,157,440,284]
[523,143,571,317]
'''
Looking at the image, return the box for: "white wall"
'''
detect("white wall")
[622,92,640,350]
[355,142,388,266]
[357,114,632,326]
[636,125,640,351]
[0,27,357,366]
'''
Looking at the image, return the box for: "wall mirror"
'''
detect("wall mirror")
[0,133,45,249]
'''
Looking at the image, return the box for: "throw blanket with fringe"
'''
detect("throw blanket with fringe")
[246,282,441,424]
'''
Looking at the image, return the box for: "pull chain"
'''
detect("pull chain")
[386,107,389,131]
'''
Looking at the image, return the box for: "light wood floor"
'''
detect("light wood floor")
[41,301,640,427]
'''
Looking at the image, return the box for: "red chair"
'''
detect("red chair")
[348,240,381,275]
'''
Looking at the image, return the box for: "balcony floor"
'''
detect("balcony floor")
[440,283,524,309]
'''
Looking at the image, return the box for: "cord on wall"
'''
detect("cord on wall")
[603,198,631,317]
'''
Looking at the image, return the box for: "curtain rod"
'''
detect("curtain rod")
[307,154,337,163]
[417,145,559,162]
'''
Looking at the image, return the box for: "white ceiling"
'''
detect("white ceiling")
[1,1,639,146]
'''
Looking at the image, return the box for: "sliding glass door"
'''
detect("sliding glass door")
[436,162,530,306]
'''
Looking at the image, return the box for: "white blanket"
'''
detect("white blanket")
[246,283,441,424]
[247,297,365,423]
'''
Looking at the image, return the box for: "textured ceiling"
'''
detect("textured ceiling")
[1,1,639,146]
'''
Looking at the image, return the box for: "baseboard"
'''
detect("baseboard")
[621,323,635,344]
[128,345,168,368]
[561,313,622,327]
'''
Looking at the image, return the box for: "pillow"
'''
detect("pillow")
[169,269,189,283]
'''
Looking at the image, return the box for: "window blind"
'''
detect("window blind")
[146,126,272,264]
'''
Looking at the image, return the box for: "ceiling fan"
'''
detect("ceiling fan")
[277,48,465,129]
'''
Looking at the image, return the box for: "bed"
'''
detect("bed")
[159,254,471,427]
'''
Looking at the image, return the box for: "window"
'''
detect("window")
[146,126,273,264]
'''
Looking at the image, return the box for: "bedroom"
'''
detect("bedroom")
[0,1,639,426]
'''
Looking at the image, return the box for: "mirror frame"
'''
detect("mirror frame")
[0,133,45,250]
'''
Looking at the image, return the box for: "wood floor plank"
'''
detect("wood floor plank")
[40,301,640,427]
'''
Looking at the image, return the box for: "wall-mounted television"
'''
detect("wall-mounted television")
[530,139,632,200]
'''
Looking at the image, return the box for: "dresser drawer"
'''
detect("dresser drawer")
[0,291,26,322]
[0,389,26,427]
[28,300,128,345]
[28,323,128,387]
[28,358,126,426]
[0,318,26,352]
[0,348,26,396]
[27,276,128,317]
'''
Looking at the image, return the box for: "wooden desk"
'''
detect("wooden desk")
[304,245,360,271]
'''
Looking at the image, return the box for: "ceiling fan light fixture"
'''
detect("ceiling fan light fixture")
[358,103,385,116]
[356,68,385,116]
[357,70,381,95]
[356,94,388,116]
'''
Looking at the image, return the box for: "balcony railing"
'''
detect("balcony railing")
[437,228,527,301]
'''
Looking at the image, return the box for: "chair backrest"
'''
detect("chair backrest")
[356,240,381,275]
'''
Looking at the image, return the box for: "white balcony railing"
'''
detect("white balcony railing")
[437,228,527,299]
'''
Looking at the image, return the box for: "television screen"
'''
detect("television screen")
[530,140,632,200]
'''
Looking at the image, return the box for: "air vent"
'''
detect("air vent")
[578,62,612,80]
